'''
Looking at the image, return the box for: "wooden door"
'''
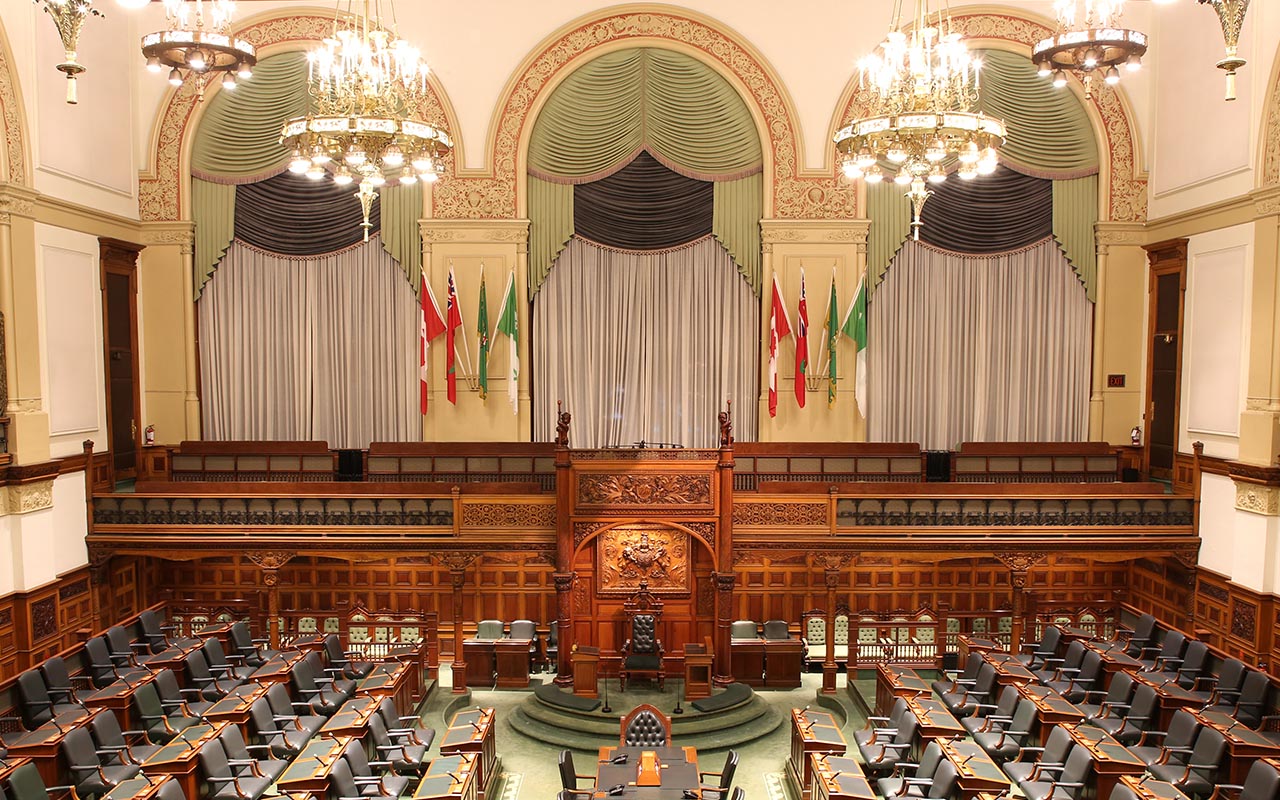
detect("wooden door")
[100,239,145,483]
[1142,239,1187,481]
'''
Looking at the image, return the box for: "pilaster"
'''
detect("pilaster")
[0,184,47,463]
[138,222,199,443]
[1239,190,1280,464]
[1093,222,1147,445]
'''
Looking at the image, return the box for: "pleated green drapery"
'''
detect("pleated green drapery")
[378,182,425,294]
[866,49,1100,297]
[193,178,236,299]
[191,50,423,298]
[191,52,313,182]
[528,48,763,295]
[1052,175,1099,302]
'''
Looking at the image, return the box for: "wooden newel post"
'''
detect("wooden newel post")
[712,572,735,686]
[1010,571,1028,654]
[553,571,575,686]
[822,569,839,694]
[553,407,575,687]
[450,568,467,693]
[714,409,735,686]
[264,569,281,649]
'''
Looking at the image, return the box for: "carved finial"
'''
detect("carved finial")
[1193,441,1204,457]
[83,439,94,454]
[555,407,571,447]
[719,402,734,447]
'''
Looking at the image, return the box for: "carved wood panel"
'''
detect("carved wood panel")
[597,525,690,594]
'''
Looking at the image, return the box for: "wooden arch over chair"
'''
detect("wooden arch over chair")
[619,703,672,747]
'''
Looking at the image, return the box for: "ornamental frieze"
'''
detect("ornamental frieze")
[733,501,828,527]
[461,502,555,529]
[577,473,711,506]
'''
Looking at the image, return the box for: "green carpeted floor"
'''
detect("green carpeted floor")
[407,666,871,799]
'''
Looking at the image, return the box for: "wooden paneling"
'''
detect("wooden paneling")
[1191,568,1277,666]
[1127,556,1194,629]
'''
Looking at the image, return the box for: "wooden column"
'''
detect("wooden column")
[714,411,735,685]
[997,552,1046,653]
[247,552,295,649]
[822,567,839,694]
[449,567,467,693]
[553,409,574,687]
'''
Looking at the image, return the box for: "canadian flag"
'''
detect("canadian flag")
[420,274,447,414]
[768,274,792,418]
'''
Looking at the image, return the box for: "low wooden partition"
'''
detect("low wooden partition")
[951,441,1123,483]
[734,442,923,490]
[365,442,556,490]
[157,440,338,482]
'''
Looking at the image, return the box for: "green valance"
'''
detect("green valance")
[1053,175,1099,302]
[713,174,763,296]
[976,49,1099,179]
[193,178,236,299]
[529,49,762,182]
[867,182,912,294]
[528,176,575,295]
[191,51,313,183]
[379,182,425,293]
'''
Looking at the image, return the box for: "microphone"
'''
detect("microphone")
[960,753,977,765]
[469,721,483,732]
[611,753,629,764]
[446,772,461,784]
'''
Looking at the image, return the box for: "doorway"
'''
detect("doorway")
[99,238,144,483]
[1142,239,1187,481]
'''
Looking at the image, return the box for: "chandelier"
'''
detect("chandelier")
[279,0,452,241]
[834,0,1006,239]
[34,0,103,104]
[140,0,255,99]
[1198,0,1249,101]
[1033,1,1147,99]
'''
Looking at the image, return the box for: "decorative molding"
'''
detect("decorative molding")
[571,449,718,461]
[420,219,531,244]
[433,551,481,572]
[1230,598,1258,640]
[432,8,855,220]
[0,185,37,223]
[577,473,712,506]
[1094,223,1144,247]
[597,525,689,594]
[0,22,28,186]
[461,502,555,529]
[759,219,869,244]
[246,550,295,571]
[733,501,827,527]
[1227,460,1280,486]
[141,12,453,221]
[58,578,89,601]
[1262,53,1280,186]
[836,11,1146,223]
[30,596,57,641]
[1234,482,1280,516]
[1198,579,1229,602]
[1,479,54,515]
[994,551,1049,573]
[573,520,613,549]
[138,224,195,247]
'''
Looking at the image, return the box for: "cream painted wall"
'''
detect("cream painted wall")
[5,474,89,593]
[1099,244,1148,444]
[36,223,109,459]
[1198,471,1238,578]
[1180,224,1252,461]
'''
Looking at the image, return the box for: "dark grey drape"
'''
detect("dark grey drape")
[919,166,1053,254]
[573,152,713,250]
[235,171,382,256]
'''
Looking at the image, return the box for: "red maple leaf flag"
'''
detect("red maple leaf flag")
[420,273,447,414]
[445,266,464,404]
[768,274,792,418]
[795,268,808,408]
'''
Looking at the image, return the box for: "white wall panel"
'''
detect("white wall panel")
[1198,472,1237,578]
[11,475,89,592]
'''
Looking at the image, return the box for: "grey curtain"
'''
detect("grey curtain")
[532,236,759,448]
[867,238,1092,449]
[198,239,417,448]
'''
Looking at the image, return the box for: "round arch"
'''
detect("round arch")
[0,14,31,187]
[573,518,718,573]
[829,5,1148,223]
[139,7,462,221]
[429,3,856,221]
[1258,35,1280,188]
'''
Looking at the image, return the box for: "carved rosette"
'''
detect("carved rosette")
[836,12,1146,223]
[461,502,555,529]
[577,474,711,506]
[31,597,56,641]
[433,551,482,572]
[994,551,1049,574]
[246,551,296,571]
[733,501,827,527]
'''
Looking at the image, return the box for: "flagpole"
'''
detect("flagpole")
[456,271,475,383]
[472,262,485,380]
[814,267,837,377]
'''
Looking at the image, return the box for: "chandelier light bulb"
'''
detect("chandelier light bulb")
[1052,70,1068,88]
[168,67,183,86]
[221,73,236,90]
[411,153,433,172]
[309,146,331,165]
[925,139,946,162]
[893,170,912,186]
[238,63,253,80]
[424,171,439,183]
[1105,66,1121,85]
[1083,49,1099,69]
[841,161,863,180]
[1125,54,1142,72]
[927,166,946,184]
[344,145,367,166]
[1037,61,1052,78]
[887,148,908,163]
[146,56,163,73]
[288,151,310,174]
[399,172,418,185]
[864,165,884,184]
[305,163,326,181]
[958,166,977,180]
[369,172,387,187]
[332,168,354,186]
[855,147,876,170]
[381,145,404,168]
[187,51,207,72]
[957,142,980,164]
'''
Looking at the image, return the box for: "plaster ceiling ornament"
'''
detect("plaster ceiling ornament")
[279,0,451,239]
[834,0,1006,239]
[140,0,255,100]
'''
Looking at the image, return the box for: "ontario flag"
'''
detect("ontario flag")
[445,265,464,404]
[420,273,447,414]
[795,268,809,408]
[767,274,792,418]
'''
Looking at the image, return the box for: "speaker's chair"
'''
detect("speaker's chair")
[620,613,664,691]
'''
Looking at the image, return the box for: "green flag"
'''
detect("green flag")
[825,274,839,408]
[476,268,489,400]
[841,274,868,418]
[493,270,520,414]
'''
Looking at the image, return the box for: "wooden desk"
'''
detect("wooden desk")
[495,639,532,688]
[102,775,178,800]
[764,638,806,688]
[1063,723,1145,800]
[5,710,94,786]
[144,640,206,674]
[1116,775,1191,800]
[461,640,498,688]
[275,734,350,799]
[958,636,1003,662]
[936,737,1009,799]
[319,696,381,745]
[138,721,228,800]
[1054,625,1099,645]
[684,642,713,700]
[905,696,966,741]
[1016,683,1085,743]
[594,746,698,799]
[438,708,498,800]
[787,709,847,800]
[980,651,1038,685]
[84,671,157,730]
[202,682,268,734]
[730,639,765,687]
[1129,671,1203,730]
[247,650,305,685]
[1083,642,1145,690]
[287,634,328,655]
[1190,709,1280,783]
[356,661,414,717]
[811,754,874,800]
[413,753,478,800]
[874,664,931,715]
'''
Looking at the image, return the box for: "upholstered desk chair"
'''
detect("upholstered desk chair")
[729,621,758,640]
[620,613,664,691]
[475,620,504,640]
[762,620,790,640]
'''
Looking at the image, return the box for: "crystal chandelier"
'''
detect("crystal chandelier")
[1198,0,1250,101]
[279,0,452,240]
[34,0,103,104]
[140,0,255,99]
[834,0,1006,239]
[1033,1,1147,99]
